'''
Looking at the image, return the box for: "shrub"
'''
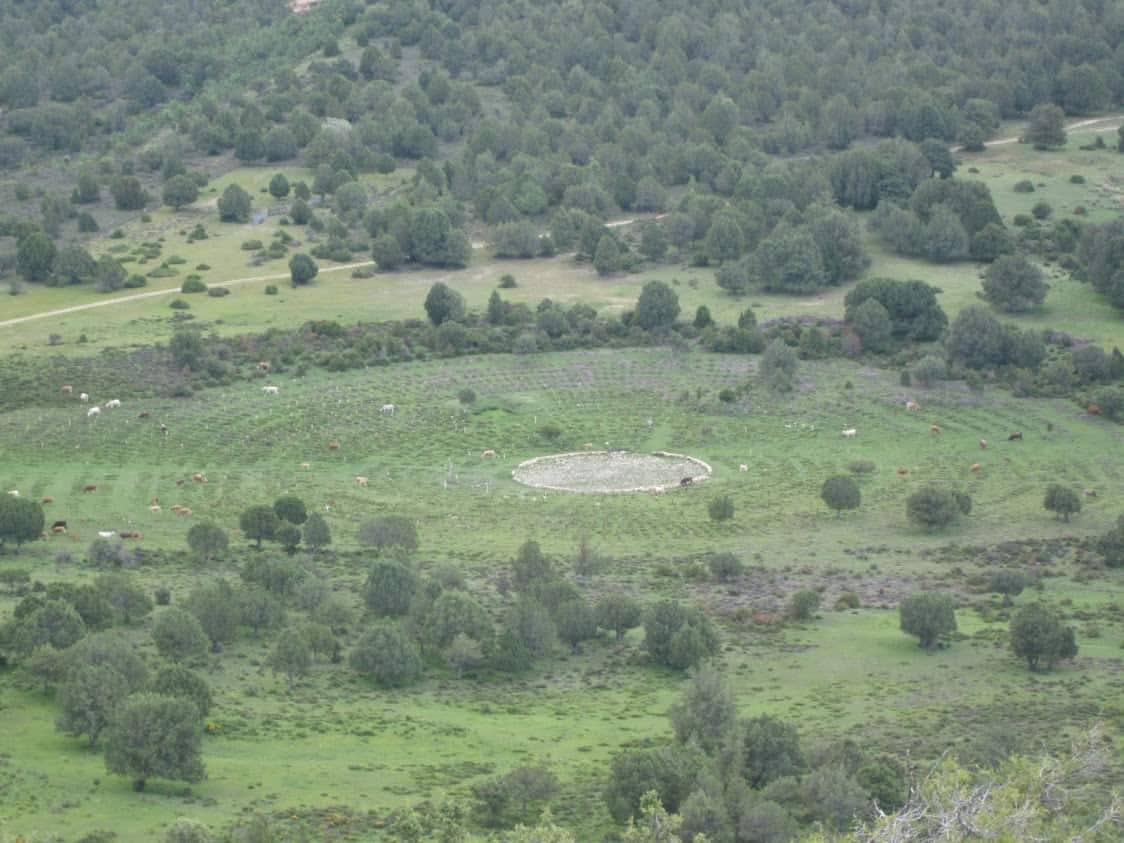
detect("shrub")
[180,278,206,294]
[899,592,956,648]
[264,285,278,295]
[708,552,744,582]
[169,299,190,310]
[1031,201,1053,220]
[848,460,876,475]
[708,495,734,522]
[457,388,476,405]
[1069,175,1086,184]
[1013,180,1035,193]
[207,286,230,298]
[241,240,263,251]
[537,423,562,441]
[834,592,861,610]
[789,590,821,620]
[154,587,171,606]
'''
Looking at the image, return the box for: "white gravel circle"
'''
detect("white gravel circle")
[512,451,712,494]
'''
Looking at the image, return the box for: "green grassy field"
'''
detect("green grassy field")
[2,349,1123,840]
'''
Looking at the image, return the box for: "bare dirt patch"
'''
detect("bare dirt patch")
[513,451,711,494]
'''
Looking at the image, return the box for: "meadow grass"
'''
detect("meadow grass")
[2,349,1123,839]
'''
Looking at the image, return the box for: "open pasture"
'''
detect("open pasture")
[3,350,1124,839]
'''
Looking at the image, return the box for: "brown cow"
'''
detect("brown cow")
[178,507,192,516]
[1088,403,1100,415]
[149,505,162,513]
[176,479,185,487]
[970,463,981,472]
[192,473,206,483]
[930,424,943,434]
[257,361,271,372]
[328,440,341,451]
[120,531,143,539]
[1084,488,1098,498]
[41,496,54,504]
[61,385,73,395]
[905,400,920,411]
[481,449,497,458]
[897,467,910,475]
[52,525,67,534]
[979,439,988,450]
[138,411,151,419]
[355,476,369,487]
[83,484,97,493]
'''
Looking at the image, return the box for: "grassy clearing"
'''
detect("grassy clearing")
[2,349,1124,838]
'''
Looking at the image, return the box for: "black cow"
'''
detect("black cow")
[1008,432,1023,441]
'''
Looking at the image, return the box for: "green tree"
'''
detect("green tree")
[426,591,493,651]
[0,495,45,550]
[740,714,806,788]
[1096,515,1124,568]
[755,228,825,294]
[704,209,745,262]
[150,664,213,718]
[443,633,483,678]
[507,599,558,659]
[162,175,199,210]
[1043,484,1082,522]
[57,663,128,747]
[922,204,969,262]
[554,599,596,653]
[424,282,466,326]
[364,561,419,617]
[982,255,1048,312]
[373,233,405,270]
[271,628,312,688]
[185,581,240,652]
[239,588,285,637]
[52,245,97,286]
[593,235,621,276]
[288,253,318,287]
[272,495,307,525]
[268,173,290,200]
[358,515,418,554]
[821,475,861,517]
[899,592,957,649]
[74,168,100,204]
[217,183,251,222]
[11,599,85,655]
[669,665,737,754]
[302,513,331,552]
[65,631,148,690]
[1009,603,1078,670]
[604,747,702,824]
[1025,104,1067,149]
[760,338,799,391]
[24,645,65,694]
[105,694,204,791]
[94,255,127,293]
[290,198,312,225]
[164,818,213,843]
[239,505,278,549]
[350,624,424,687]
[920,138,957,179]
[643,600,719,669]
[16,231,56,282]
[186,522,228,563]
[95,573,153,624]
[151,608,209,664]
[850,298,893,353]
[264,127,298,162]
[632,281,680,331]
[111,176,148,211]
[843,278,947,342]
[907,485,965,530]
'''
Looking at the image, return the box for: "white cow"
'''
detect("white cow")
[80,393,89,403]
[97,531,116,539]
[841,428,857,439]
[6,490,18,497]
[105,399,121,409]
[380,403,396,415]
[262,385,279,395]
[355,475,369,487]
[738,464,749,472]
[87,406,101,418]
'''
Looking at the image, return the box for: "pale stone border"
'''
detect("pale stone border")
[512,450,712,494]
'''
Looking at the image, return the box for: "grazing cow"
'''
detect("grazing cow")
[87,406,100,418]
[178,507,192,516]
[176,479,185,487]
[41,496,54,504]
[649,487,665,496]
[481,449,497,458]
[679,477,693,487]
[1084,488,1098,498]
[257,361,271,372]
[897,467,910,475]
[52,520,67,530]
[380,403,395,416]
[328,440,341,451]
[970,463,981,473]
[61,385,73,395]
[83,484,97,493]
[97,531,116,539]
[105,399,121,409]
[6,490,18,497]
[149,505,162,513]
[582,443,594,450]
[262,385,279,395]
[355,475,369,487]
[1008,432,1023,441]
[739,464,749,472]
[160,423,168,436]
[980,439,988,450]
[841,428,857,439]
[138,411,150,419]
[191,473,206,483]
[80,393,89,403]
[930,424,943,434]
[52,525,67,534]
[169,505,185,513]
[150,497,160,505]
[120,531,142,539]
[300,462,310,470]
[905,400,920,411]
[1088,403,1100,415]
